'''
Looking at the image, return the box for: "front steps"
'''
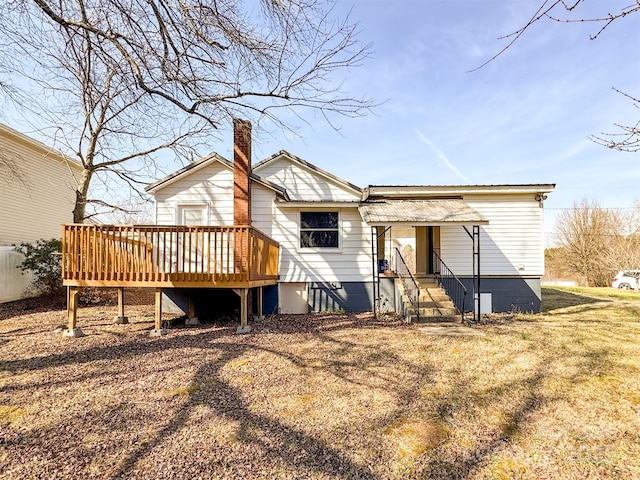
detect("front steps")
[397,276,462,323]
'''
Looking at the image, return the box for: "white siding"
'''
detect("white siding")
[151,158,372,283]
[272,206,373,283]
[441,194,545,276]
[154,162,234,225]
[0,128,80,246]
[254,157,361,202]
[251,184,277,236]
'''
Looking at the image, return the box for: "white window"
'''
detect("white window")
[178,205,208,226]
[300,211,339,248]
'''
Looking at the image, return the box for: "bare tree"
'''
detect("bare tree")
[0,0,373,222]
[553,198,640,286]
[475,0,640,153]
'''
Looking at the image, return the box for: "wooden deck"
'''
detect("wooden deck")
[62,224,279,288]
[61,224,280,336]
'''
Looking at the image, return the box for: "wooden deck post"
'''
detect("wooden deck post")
[256,286,265,320]
[63,287,84,337]
[185,291,201,326]
[113,287,129,324]
[151,288,166,336]
[236,288,251,334]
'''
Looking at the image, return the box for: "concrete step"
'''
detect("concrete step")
[408,307,460,317]
[404,293,451,303]
[419,289,441,296]
[412,300,456,309]
[409,314,462,324]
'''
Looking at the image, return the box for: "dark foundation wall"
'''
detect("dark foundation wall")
[306,278,396,313]
[161,280,397,319]
[448,277,542,314]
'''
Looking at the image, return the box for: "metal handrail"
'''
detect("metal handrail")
[393,247,420,322]
[432,249,467,324]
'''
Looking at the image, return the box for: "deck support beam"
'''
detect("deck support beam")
[63,287,84,338]
[235,288,251,333]
[113,287,129,324]
[256,286,264,320]
[151,288,166,336]
[185,292,200,326]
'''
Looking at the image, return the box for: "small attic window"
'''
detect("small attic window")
[300,212,339,248]
[178,204,208,226]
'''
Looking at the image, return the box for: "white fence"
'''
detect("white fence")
[0,246,34,303]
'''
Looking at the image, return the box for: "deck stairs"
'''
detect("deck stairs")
[398,275,461,323]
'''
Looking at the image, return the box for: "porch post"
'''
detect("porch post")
[473,225,481,322]
[151,288,166,336]
[236,288,251,334]
[63,286,84,337]
[113,287,129,324]
[256,286,264,320]
[376,226,386,265]
[185,291,201,326]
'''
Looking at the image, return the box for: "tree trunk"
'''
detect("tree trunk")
[72,168,93,224]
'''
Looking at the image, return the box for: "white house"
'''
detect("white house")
[0,123,82,302]
[146,121,554,318]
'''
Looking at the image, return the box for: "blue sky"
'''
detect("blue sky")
[2,1,638,242]
[245,0,640,243]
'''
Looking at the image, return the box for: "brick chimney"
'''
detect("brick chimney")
[233,118,251,225]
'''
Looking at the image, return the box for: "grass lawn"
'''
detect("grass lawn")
[0,287,639,479]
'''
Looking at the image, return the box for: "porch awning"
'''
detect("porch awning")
[358,199,489,226]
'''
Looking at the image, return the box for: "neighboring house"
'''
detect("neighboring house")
[145,122,554,316]
[0,123,82,303]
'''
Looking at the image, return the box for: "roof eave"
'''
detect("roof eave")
[145,153,230,193]
[363,220,490,226]
[254,150,363,196]
[363,184,556,200]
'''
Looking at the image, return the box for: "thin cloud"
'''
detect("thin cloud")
[415,129,469,181]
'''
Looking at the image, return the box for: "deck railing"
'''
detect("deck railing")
[62,224,279,287]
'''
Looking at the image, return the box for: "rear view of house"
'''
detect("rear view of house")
[60,119,553,334]
[0,123,82,302]
[146,120,554,319]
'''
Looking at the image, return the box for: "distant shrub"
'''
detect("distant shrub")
[14,238,63,296]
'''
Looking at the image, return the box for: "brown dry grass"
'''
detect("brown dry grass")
[0,286,639,479]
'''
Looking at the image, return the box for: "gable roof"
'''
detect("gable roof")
[145,152,289,200]
[253,150,363,196]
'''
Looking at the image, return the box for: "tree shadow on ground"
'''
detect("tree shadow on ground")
[0,315,426,479]
[2,309,635,479]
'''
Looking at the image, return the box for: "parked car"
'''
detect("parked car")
[612,270,640,289]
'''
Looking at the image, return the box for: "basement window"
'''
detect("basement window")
[300,212,339,248]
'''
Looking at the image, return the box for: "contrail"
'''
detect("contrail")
[416,129,468,181]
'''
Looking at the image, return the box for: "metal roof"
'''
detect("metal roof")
[358,199,489,226]
[363,184,555,200]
